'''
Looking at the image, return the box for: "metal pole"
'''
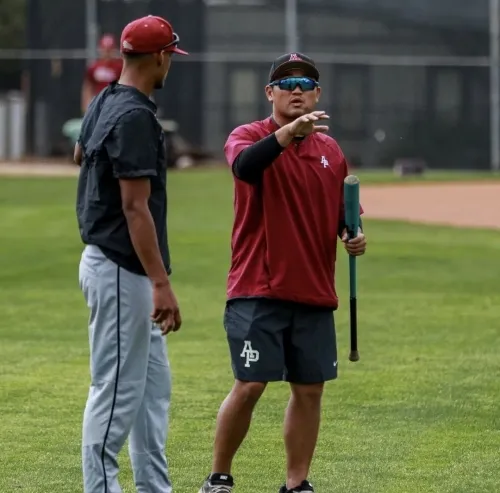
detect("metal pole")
[490,0,500,171]
[86,0,98,65]
[285,0,298,53]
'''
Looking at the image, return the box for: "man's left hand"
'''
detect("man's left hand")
[341,228,367,256]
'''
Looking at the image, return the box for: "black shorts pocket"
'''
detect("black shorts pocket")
[223,298,290,383]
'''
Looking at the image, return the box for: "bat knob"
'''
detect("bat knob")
[348,350,359,362]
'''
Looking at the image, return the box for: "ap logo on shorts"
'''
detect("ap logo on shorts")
[240,341,260,367]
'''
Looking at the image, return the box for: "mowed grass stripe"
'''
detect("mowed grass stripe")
[0,174,498,493]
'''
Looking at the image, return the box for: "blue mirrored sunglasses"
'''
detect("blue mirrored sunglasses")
[270,76,318,92]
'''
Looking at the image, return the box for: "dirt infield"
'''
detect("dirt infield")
[361,182,500,229]
[1,163,498,230]
[0,162,79,177]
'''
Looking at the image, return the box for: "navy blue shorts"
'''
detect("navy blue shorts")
[223,298,338,384]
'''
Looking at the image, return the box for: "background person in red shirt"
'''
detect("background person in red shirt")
[81,34,123,114]
[198,53,367,493]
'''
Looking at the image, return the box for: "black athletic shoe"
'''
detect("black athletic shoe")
[198,473,234,493]
[279,480,315,493]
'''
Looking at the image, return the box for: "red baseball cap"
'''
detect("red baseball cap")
[99,34,116,50]
[120,15,189,55]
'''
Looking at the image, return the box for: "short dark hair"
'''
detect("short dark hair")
[122,52,152,61]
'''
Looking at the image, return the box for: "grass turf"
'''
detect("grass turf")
[344,169,500,185]
[0,172,499,493]
[193,167,500,185]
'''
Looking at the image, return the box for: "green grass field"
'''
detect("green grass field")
[1,170,499,493]
[198,166,500,185]
[352,169,500,184]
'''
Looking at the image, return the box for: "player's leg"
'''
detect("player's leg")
[199,298,291,493]
[128,323,172,493]
[79,245,152,493]
[281,305,337,492]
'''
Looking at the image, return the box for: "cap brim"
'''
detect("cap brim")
[271,61,319,81]
[171,47,189,55]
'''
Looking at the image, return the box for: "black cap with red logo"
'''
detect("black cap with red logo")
[268,52,320,83]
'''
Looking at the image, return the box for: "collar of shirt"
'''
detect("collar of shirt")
[108,81,157,112]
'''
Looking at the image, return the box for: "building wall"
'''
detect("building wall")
[202,3,490,168]
[22,0,491,168]
[25,0,206,155]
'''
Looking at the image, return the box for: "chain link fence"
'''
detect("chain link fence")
[0,0,495,169]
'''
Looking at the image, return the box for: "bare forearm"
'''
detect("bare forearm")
[74,143,82,166]
[81,83,92,113]
[124,207,169,285]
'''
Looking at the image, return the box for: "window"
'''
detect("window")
[431,69,463,124]
[205,0,266,5]
[467,70,488,126]
[332,65,369,137]
[229,68,260,126]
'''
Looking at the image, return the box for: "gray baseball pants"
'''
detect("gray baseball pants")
[79,245,172,493]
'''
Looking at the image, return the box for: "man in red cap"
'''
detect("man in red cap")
[74,15,188,493]
[197,53,367,493]
[80,34,123,114]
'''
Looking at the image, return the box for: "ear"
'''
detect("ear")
[315,86,322,103]
[156,52,164,67]
[265,85,274,103]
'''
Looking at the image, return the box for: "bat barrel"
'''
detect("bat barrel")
[344,175,360,238]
